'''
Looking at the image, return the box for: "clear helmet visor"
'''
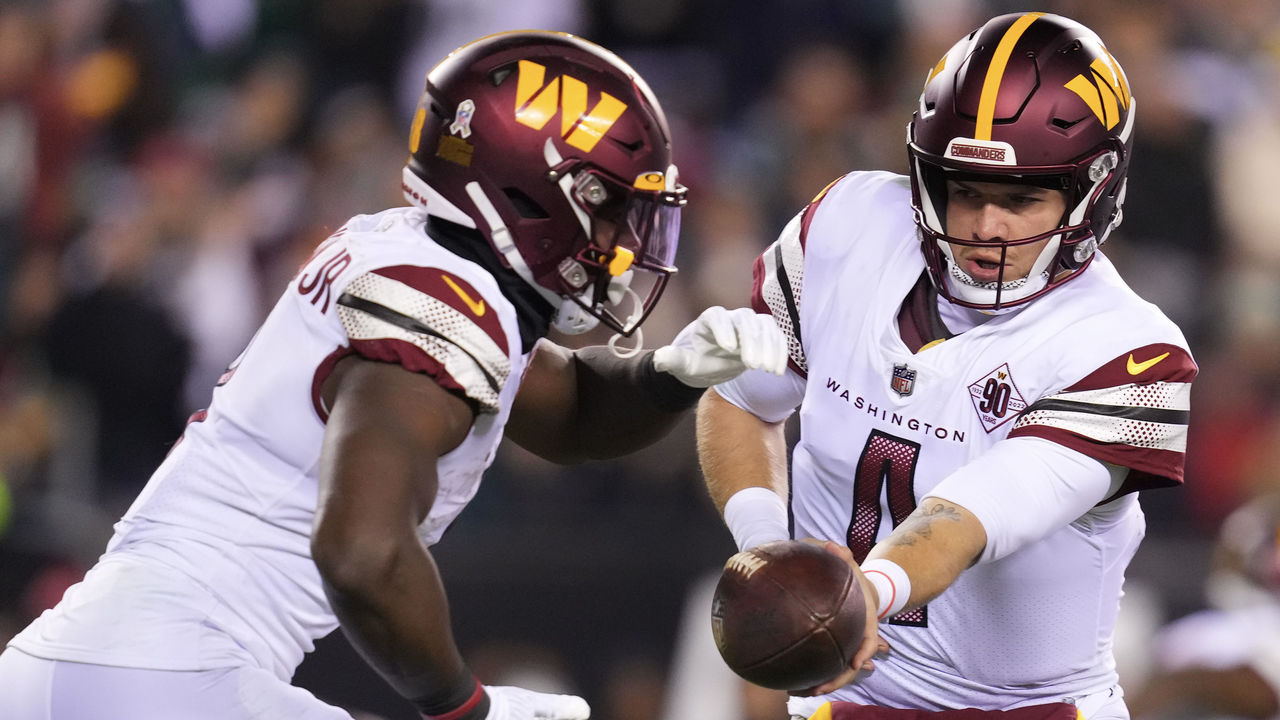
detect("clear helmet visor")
[563,165,686,335]
[627,192,682,270]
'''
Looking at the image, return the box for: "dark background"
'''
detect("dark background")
[1,0,1277,717]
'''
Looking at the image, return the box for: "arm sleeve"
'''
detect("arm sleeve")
[927,436,1128,563]
[714,367,806,424]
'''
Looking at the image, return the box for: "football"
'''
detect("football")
[710,540,866,691]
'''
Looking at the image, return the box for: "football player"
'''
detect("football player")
[0,32,786,720]
[1126,493,1280,719]
[697,12,1196,720]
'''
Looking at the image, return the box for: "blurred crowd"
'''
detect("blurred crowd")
[1,0,1279,718]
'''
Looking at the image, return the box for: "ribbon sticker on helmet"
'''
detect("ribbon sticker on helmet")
[408,100,473,167]
[514,60,628,152]
[1065,56,1131,130]
[449,99,475,138]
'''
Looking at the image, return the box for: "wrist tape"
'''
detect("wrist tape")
[723,487,789,551]
[861,558,910,619]
[417,676,488,720]
[639,349,706,410]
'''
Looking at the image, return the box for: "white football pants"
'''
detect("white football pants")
[0,647,355,720]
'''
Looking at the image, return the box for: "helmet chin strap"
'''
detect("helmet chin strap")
[542,138,648,346]
[453,152,647,345]
[553,271,646,357]
[551,299,601,334]
[409,172,598,336]
[460,179,588,335]
[606,284,645,358]
[939,233,1061,308]
[464,178,614,338]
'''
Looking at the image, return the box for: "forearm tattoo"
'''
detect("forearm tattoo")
[884,500,964,549]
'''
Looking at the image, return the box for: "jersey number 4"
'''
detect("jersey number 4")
[848,429,928,627]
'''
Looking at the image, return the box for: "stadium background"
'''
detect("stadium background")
[0,0,1276,717]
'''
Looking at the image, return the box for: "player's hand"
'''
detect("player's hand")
[482,685,591,719]
[797,540,890,696]
[652,306,787,388]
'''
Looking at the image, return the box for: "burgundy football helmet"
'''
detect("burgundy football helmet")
[908,12,1134,310]
[402,30,686,335]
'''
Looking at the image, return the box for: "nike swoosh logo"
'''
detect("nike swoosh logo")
[442,275,485,316]
[1127,351,1170,375]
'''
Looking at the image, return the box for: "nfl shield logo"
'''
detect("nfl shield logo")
[890,363,916,397]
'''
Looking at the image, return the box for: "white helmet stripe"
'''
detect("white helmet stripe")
[464,180,562,308]
[543,138,592,237]
[401,167,477,228]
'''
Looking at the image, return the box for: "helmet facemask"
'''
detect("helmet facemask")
[544,149,686,337]
[912,156,1108,310]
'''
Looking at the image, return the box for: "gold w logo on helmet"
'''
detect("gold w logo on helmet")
[1065,56,1131,130]
[514,60,628,153]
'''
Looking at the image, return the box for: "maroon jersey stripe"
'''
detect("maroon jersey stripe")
[372,265,508,356]
[1064,343,1196,391]
[1009,424,1185,494]
[823,699,1078,720]
[750,253,769,316]
[310,340,472,422]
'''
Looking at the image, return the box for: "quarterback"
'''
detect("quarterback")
[698,12,1195,720]
[0,32,785,720]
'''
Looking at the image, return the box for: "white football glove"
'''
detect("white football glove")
[652,306,788,388]
[482,685,590,720]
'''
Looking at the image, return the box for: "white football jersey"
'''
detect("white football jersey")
[10,207,528,680]
[725,172,1196,710]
